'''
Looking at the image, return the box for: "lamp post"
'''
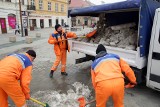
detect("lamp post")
[19,0,24,37]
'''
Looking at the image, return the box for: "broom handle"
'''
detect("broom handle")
[30,97,46,107]
[85,99,96,106]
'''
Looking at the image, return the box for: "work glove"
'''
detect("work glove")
[74,36,78,39]
[125,82,137,88]
[57,38,63,42]
[25,94,30,100]
[65,30,68,34]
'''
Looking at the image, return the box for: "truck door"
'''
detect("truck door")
[147,9,160,90]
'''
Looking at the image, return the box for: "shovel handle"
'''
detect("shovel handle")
[62,36,86,41]
[30,97,46,107]
[85,99,96,106]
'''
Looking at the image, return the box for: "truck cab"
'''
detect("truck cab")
[147,8,160,90]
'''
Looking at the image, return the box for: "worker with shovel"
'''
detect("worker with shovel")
[91,44,137,107]
[48,24,77,78]
[0,50,36,107]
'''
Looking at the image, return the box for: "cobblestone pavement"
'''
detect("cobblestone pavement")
[0,28,160,107]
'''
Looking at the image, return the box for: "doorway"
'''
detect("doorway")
[56,19,59,25]
[61,19,64,26]
[84,20,88,26]
[49,19,52,27]
[0,18,7,34]
[8,14,16,29]
[40,19,44,28]
[32,19,36,27]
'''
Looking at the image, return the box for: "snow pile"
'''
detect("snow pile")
[29,82,91,107]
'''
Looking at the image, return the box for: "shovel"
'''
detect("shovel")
[62,36,86,41]
[30,97,50,107]
[78,97,95,107]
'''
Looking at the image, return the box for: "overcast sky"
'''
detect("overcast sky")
[89,0,127,5]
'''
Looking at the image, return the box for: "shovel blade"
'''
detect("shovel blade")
[78,97,86,107]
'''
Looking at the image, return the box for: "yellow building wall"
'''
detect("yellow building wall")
[28,0,68,16]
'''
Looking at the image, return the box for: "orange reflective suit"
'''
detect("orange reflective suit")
[48,30,77,72]
[91,53,136,107]
[0,53,33,107]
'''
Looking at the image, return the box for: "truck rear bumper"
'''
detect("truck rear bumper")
[70,40,147,69]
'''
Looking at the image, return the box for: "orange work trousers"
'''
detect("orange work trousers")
[95,78,124,107]
[0,77,26,107]
[51,49,67,72]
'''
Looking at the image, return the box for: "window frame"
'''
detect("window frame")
[55,3,58,12]
[39,0,43,10]
[31,0,35,6]
[48,2,51,11]
[61,4,64,12]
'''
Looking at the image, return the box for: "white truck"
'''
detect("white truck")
[70,0,160,90]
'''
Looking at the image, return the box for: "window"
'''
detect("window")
[48,2,51,11]
[31,0,35,5]
[55,3,58,12]
[61,4,64,12]
[39,0,43,10]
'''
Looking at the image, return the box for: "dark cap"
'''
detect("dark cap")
[96,44,107,54]
[26,50,36,58]
[55,24,61,31]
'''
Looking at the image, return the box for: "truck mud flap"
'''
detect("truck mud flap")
[125,67,147,84]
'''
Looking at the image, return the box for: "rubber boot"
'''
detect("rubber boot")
[49,70,54,78]
[61,72,68,76]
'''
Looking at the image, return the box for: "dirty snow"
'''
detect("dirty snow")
[28,82,92,107]
[75,23,138,50]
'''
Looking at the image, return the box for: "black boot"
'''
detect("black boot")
[49,70,54,78]
[61,72,68,76]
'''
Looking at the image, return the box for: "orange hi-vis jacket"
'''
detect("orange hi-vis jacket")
[48,30,77,55]
[91,52,136,89]
[0,53,32,98]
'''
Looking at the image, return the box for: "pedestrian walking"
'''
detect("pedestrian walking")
[15,23,20,35]
[23,22,28,36]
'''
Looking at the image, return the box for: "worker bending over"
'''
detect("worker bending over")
[0,50,36,107]
[91,44,137,107]
[48,24,77,78]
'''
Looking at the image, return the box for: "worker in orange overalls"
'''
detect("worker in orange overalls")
[0,50,36,107]
[91,44,137,107]
[48,24,77,78]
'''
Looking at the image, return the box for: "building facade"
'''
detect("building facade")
[69,0,98,27]
[0,0,27,34]
[28,0,68,29]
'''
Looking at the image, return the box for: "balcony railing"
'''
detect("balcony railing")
[27,5,35,10]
